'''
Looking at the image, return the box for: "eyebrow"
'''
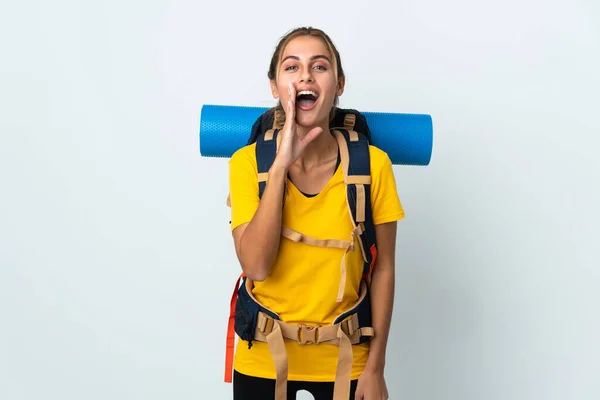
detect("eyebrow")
[281,54,332,63]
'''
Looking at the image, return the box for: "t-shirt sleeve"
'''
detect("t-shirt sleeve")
[370,146,405,225]
[228,145,260,232]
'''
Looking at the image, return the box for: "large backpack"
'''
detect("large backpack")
[224,107,378,400]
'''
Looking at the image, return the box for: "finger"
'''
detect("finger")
[355,385,364,399]
[287,100,294,123]
[300,127,323,145]
[288,81,296,120]
[288,81,296,105]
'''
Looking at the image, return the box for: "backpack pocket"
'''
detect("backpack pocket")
[234,280,259,348]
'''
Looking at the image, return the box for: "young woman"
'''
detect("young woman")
[228,27,404,400]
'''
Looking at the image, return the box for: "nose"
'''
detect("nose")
[300,68,314,83]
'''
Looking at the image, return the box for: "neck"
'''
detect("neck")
[296,122,338,170]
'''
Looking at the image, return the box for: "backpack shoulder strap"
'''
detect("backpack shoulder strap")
[255,128,281,199]
[332,128,378,280]
[255,109,284,199]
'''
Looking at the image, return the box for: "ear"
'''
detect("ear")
[270,79,280,99]
[336,75,346,97]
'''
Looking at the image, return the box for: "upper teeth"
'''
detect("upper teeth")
[297,90,317,97]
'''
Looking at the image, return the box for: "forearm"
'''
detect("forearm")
[238,164,287,280]
[365,264,395,372]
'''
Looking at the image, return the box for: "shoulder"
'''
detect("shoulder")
[231,142,256,161]
[368,145,393,173]
[229,143,257,172]
[366,145,404,222]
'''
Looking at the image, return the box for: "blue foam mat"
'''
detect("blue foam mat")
[199,104,433,166]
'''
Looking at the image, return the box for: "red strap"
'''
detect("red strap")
[370,244,378,268]
[224,273,244,383]
[363,244,378,280]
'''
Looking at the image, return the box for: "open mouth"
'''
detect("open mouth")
[296,90,319,111]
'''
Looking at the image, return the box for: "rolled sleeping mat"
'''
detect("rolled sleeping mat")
[199,104,433,166]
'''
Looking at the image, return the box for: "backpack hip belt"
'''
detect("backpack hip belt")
[230,274,374,400]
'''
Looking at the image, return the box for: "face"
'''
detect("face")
[270,35,344,128]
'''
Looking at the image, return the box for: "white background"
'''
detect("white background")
[1,0,599,399]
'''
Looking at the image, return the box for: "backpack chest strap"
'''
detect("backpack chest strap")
[281,225,364,303]
[281,226,354,250]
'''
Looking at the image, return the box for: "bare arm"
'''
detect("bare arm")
[232,164,287,281]
[364,221,397,373]
[231,82,323,281]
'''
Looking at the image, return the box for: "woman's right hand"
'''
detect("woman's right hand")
[272,82,324,171]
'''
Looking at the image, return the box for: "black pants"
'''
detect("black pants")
[233,370,358,400]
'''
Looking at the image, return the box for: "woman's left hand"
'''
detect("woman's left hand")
[355,370,389,400]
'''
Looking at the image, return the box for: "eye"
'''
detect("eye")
[314,65,327,71]
[284,65,298,71]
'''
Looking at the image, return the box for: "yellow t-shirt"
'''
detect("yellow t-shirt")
[228,141,404,382]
